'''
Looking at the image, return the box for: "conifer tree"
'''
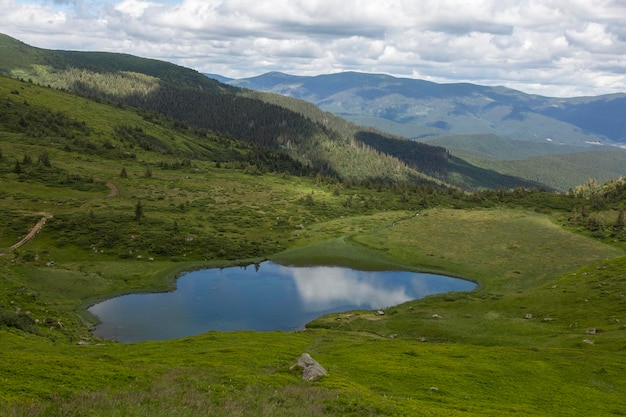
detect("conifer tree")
[38,151,51,167]
[135,201,144,222]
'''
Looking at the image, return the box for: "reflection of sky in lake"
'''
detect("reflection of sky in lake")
[287,266,411,311]
[89,262,475,343]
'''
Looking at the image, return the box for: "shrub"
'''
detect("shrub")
[0,309,39,334]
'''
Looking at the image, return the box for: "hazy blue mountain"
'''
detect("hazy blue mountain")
[222,71,626,148]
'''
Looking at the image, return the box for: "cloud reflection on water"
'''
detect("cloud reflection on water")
[286,266,415,311]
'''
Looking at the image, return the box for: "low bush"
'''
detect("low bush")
[0,309,38,334]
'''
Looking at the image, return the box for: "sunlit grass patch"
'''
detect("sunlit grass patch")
[353,208,623,292]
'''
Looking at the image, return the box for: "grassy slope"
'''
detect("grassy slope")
[1,33,441,188]
[1,78,626,416]
[458,151,626,192]
[2,210,625,416]
[421,134,626,191]
[2,33,553,192]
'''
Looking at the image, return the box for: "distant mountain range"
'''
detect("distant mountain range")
[206,71,626,190]
[211,71,626,148]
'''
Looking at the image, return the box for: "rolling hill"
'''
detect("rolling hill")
[0,33,548,191]
[221,71,626,146]
[217,71,626,190]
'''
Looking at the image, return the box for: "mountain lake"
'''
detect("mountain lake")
[89,262,476,343]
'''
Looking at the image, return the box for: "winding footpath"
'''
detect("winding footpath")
[0,215,51,256]
[105,182,118,198]
[0,181,118,256]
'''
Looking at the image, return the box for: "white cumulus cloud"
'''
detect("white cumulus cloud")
[1,0,626,96]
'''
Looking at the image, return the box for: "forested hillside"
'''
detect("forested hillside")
[223,71,626,146]
[221,71,626,191]
[0,33,543,190]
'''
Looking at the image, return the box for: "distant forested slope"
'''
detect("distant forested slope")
[0,33,543,190]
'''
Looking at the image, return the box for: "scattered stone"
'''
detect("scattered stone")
[419,337,427,342]
[376,310,385,316]
[432,314,442,319]
[389,334,397,339]
[290,353,327,381]
[76,340,89,346]
[586,328,597,335]
[524,313,533,320]
[429,387,439,392]
[542,317,554,322]
[583,339,594,345]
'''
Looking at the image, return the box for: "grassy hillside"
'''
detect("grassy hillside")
[419,134,626,191]
[0,33,226,92]
[224,70,626,190]
[224,71,626,146]
[243,90,543,190]
[1,33,552,191]
[420,133,585,160]
[1,75,626,416]
[451,148,626,192]
[0,34,440,187]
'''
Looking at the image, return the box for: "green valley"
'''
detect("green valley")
[1,40,626,416]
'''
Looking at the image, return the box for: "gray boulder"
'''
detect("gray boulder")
[291,353,328,381]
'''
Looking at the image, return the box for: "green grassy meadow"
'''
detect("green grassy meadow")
[1,76,626,416]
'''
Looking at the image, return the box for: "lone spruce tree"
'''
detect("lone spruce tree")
[135,200,144,222]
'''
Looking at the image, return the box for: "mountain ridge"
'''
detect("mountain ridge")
[211,70,626,190]
[0,33,546,190]
[215,70,626,147]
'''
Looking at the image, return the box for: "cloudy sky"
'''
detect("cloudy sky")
[2,0,625,97]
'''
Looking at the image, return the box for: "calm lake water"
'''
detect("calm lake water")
[89,262,475,343]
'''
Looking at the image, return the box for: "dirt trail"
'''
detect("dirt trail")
[1,181,118,256]
[106,182,118,198]
[0,215,52,256]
